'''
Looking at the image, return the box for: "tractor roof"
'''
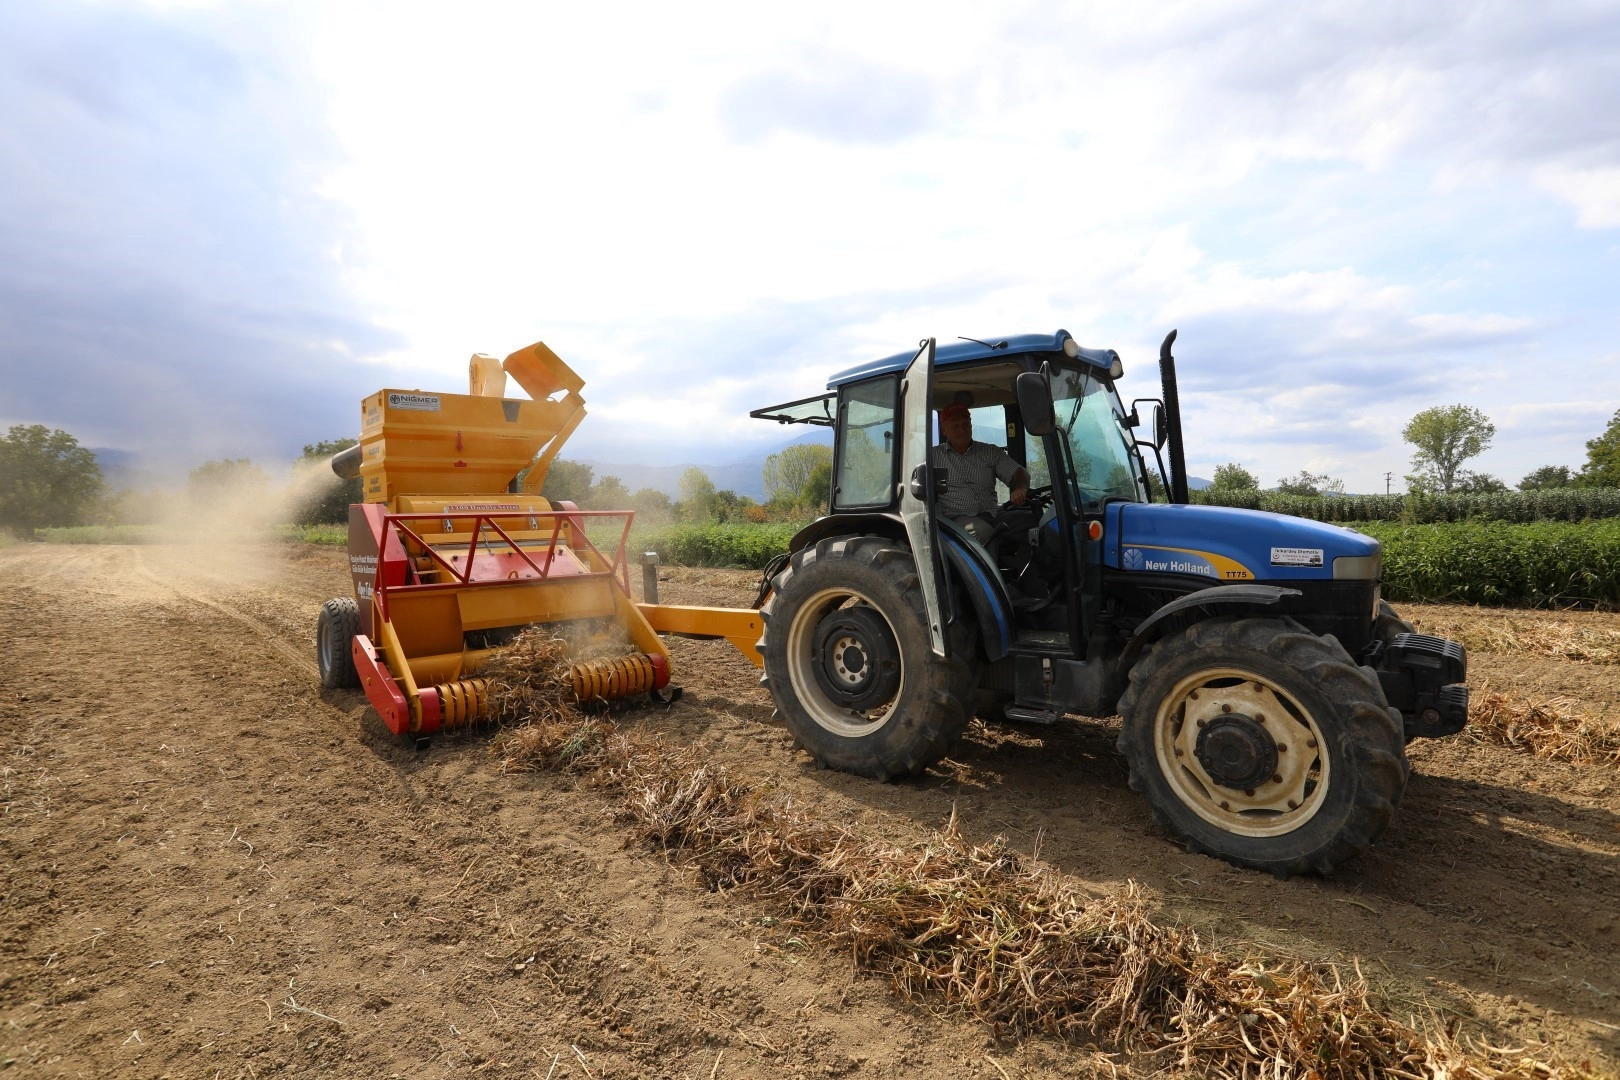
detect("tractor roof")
[825,330,1120,389]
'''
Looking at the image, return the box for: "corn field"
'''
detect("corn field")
[1192,487,1620,524]
[1356,520,1620,608]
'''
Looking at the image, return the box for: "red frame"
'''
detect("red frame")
[373,509,635,619]
[353,633,411,734]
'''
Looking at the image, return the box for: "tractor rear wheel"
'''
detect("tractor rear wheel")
[1117,616,1407,878]
[760,536,977,781]
[317,597,361,690]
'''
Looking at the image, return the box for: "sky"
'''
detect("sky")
[1,0,1617,491]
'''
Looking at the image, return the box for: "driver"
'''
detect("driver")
[931,403,1029,545]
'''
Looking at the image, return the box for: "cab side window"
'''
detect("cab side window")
[833,376,899,509]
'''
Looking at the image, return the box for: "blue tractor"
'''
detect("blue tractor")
[749,331,1468,877]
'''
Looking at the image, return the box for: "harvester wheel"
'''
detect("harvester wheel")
[1117,616,1407,878]
[760,536,977,781]
[317,597,361,690]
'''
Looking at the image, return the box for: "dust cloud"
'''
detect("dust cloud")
[137,456,347,543]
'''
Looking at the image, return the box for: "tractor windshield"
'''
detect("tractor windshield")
[1048,366,1146,507]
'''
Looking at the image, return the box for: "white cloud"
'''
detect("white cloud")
[2,0,1617,494]
[1534,165,1620,228]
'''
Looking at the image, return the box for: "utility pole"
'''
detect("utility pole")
[1384,471,1393,495]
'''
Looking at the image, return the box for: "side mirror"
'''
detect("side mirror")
[909,463,948,501]
[1152,403,1167,449]
[1016,371,1055,437]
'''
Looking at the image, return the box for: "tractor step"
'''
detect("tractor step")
[1003,705,1063,725]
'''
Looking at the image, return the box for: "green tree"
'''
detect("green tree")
[628,487,672,520]
[1577,409,1620,487]
[802,460,832,512]
[677,466,717,521]
[1275,470,1344,497]
[0,425,104,538]
[540,459,594,505]
[1402,405,1494,494]
[713,489,756,523]
[1519,465,1574,490]
[188,458,270,499]
[1452,472,1507,493]
[588,474,629,508]
[1210,463,1259,491]
[763,443,833,505]
[294,438,360,525]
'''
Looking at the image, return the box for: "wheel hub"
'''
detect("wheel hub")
[811,606,901,711]
[1194,713,1278,790]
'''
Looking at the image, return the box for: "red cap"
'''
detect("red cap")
[940,403,970,422]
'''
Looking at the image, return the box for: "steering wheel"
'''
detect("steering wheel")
[996,484,1053,516]
[981,485,1053,547]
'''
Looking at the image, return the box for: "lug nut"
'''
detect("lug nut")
[1244,788,1255,796]
[1220,703,1232,713]
[1276,743,1287,753]
[1272,773,1283,784]
[1220,801,1231,810]
[1287,799,1299,810]
[1306,738,1318,749]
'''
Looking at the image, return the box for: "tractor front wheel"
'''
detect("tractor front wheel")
[317,597,361,690]
[1117,616,1407,878]
[760,536,977,781]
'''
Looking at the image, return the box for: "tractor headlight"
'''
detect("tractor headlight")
[1063,337,1080,358]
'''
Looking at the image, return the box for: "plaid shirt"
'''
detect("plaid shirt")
[930,440,1021,519]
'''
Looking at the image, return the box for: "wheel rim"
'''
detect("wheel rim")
[318,618,339,677]
[1152,667,1329,837]
[785,586,904,738]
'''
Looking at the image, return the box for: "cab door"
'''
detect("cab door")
[897,338,949,657]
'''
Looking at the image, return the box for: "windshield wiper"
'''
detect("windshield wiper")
[1061,368,1091,430]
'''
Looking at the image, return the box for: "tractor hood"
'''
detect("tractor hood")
[1103,502,1381,583]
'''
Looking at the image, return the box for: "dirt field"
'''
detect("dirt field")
[3,542,1617,1078]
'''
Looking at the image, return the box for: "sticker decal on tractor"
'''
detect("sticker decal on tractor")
[1270,547,1324,567]
[1121,545,1253,580]
[387,392,441,411]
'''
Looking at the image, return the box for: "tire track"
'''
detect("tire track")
[128,547,320,678]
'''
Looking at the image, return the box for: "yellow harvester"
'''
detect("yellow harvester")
[315,342,762,740]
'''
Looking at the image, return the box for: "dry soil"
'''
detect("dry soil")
[2,543,1617,1078]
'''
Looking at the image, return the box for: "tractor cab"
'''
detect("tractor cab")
[752,330,1159,697]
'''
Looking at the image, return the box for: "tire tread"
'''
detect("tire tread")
[1116,616,1406,877]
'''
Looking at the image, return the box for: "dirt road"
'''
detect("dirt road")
[2,543,1617,1077]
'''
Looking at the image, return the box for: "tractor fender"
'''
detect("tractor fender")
[788,513,907,553]
[1119,584,1302,669]
[937,519,1013,662]
[786,513,1012,662]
